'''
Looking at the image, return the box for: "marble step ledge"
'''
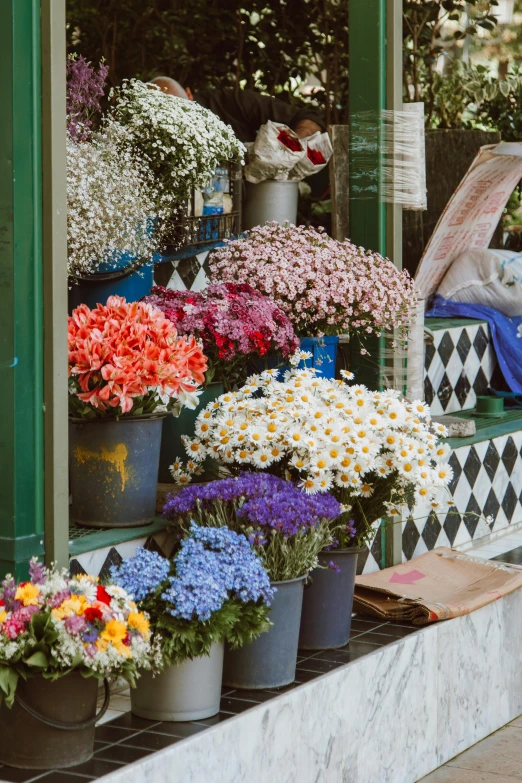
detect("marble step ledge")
[100,587,522,783]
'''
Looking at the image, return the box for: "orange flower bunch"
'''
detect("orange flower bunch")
[68,295,207,417]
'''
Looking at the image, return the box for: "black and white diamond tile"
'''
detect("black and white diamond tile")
[69,529,177,579]
[154,248,213,293]
[424,321,497,415]
[402,431,522,563]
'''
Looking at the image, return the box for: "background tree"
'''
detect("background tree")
[66,0,349,124]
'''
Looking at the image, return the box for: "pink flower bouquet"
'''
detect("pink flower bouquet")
[142,283,299,389]
[68,295,208,418]
[208,223,417,338]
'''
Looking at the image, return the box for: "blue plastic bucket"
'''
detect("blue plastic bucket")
[257,335,339,380]
[68,252,154,313]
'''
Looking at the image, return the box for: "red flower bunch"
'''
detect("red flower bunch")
[307,146,326,166]
[68,295,207,418]
[143,283,299,389]
[277,129,303,153]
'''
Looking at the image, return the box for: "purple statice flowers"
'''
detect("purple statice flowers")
[163,472,341,538]
[66,54,109,141]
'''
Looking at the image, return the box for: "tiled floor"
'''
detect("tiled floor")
[419,715,522,782]
[0,617,418,782]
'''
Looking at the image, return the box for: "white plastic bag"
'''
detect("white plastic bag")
[437,248,522,317]
[244,121,305,184]
[289,131,333,180]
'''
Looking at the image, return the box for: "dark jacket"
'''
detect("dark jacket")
[194,87,325,142]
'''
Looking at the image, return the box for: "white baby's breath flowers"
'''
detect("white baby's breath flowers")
[67,119,168,277]
[111,79,245,208]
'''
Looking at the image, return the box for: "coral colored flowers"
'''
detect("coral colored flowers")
[68,295,208,418]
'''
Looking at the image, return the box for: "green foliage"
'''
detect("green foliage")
[66,0,349,124]
[430,60,521,129]
[473,64,522,141]
[403,0,499,123]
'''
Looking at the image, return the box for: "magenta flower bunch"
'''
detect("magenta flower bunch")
[142,283,299,389]
[66,54,109,141]
[209,223,417,338]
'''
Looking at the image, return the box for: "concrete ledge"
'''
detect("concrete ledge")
[101,588,522,783]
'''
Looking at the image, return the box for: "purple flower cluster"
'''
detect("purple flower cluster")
[29,559,46,585]
[66,55,109,141]
[162,524,274,621]
[164,473,340,538]
[0,576,18,613]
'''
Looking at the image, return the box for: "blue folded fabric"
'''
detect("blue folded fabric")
[426,294,522,393]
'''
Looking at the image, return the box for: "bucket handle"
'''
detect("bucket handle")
[15,678,111,731]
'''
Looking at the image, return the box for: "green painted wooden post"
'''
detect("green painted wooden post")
[349,0,405,568]
[348,0,387,392]
[0,0,45,578]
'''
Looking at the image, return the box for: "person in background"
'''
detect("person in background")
[150,76,324,143]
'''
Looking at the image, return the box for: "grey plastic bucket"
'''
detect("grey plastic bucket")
[299,549,362,650]
[131,642,224,721]
[0,673,108,769]
[69,415,164,528]
[223,575,305,689]
[243,180,299,229]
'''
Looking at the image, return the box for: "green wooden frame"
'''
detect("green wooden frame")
[0,0,45,578]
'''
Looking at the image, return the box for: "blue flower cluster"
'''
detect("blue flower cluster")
[163,473,341,539]
[161,524,275,622]
[110,547,170,601]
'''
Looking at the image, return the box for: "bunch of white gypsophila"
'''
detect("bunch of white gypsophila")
[67,118,172,277]
[173,354,453,538]
[110,79,245,206]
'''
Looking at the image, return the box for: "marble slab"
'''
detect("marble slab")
[101,587,522,783]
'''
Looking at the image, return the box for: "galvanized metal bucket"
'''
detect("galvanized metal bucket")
[0,673,109,769]
[243,180,299,229]
[158,383,225,483]
[223,575,305,689]
[69,415,164,528]
[299,549,362,650]
[131,642,224,721]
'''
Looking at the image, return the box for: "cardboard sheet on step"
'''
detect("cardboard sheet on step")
[353,546,522,624]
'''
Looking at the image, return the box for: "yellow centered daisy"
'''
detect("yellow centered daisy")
[200,423,209,432]
[292,433,301,441]
[267,423,277,432]
[403,463,413,472]
[316,459,327,469]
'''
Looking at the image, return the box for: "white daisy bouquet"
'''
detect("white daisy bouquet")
[172,356,451,546]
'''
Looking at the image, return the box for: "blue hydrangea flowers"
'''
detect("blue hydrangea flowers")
[111,524,274,623]
[162,525,274,621]
[110,548,170,602]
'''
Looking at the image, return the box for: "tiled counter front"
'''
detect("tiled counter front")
[403,431,522,561]
[95,588,522,783]
[424,318,497,416]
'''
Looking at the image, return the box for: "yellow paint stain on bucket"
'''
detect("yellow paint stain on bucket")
[73,443,129,492]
